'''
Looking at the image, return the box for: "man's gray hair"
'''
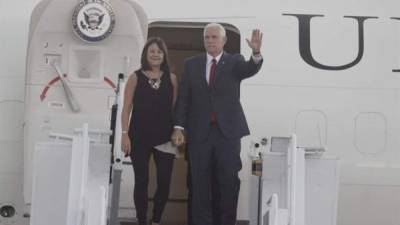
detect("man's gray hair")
[204,23,226,38]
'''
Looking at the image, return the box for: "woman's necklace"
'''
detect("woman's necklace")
[144,70,162,90]
[148,77,162,90]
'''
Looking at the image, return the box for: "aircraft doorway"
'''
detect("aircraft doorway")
[143,22,241,225]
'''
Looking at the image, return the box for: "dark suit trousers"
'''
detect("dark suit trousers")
[188,124,242,225]
[187,152,221,225]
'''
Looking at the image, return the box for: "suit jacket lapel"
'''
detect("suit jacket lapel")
[198,54,208,89]
[214,52,227,87]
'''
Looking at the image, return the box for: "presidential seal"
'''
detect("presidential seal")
[72,0,116,42]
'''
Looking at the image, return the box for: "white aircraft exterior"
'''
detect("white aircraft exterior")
[0,0,399,225]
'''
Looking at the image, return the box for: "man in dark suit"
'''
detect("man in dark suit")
[172,23,263,225]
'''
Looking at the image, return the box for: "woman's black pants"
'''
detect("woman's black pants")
[130,147,174,225]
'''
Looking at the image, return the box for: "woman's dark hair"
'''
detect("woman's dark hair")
[140,37,170,74]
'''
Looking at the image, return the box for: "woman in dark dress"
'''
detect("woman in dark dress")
[121,37,178,225]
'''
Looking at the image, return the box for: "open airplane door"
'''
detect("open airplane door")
[23,0,147,217]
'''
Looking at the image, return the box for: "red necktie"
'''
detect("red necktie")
[209,58,217,122]
[209,58,217,86]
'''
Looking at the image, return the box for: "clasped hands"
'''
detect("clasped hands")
[171,128,185,147]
